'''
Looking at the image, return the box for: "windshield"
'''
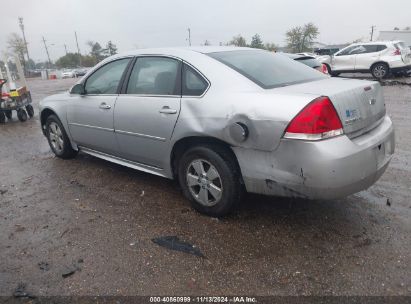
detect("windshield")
[208,50,326,89]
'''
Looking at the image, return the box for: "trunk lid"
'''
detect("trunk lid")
[273,78,386,138]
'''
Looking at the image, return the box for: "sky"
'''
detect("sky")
[0,0,410,62]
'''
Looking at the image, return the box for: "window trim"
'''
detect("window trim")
[181,61,211,98]
[79,56,134,96]
[121,55,183,98]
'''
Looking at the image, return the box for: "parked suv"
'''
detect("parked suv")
[320,41,411,78]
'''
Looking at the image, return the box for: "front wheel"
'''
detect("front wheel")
[45,115,78,159]
[371,63,389,79]
[26,105,34,118]
[178,145,243,217]
[17,109,28,122]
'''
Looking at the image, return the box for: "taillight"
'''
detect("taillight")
[321,64,329,74]
[393,48,401,56]
[284,96,343,141]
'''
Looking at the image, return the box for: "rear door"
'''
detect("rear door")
[331,46,357,71]
[354,44,386,70]
[114,56,182,168]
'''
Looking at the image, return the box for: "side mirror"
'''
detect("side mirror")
[70,83,86,95]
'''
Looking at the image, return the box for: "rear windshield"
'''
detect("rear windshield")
[395,42,407,49]
[208,50,326,89]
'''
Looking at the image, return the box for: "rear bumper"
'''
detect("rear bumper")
[390,64,411,73]
[233,115,395,200]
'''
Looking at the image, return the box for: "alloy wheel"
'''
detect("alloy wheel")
[48,122,64,153]
[186,159,223,207]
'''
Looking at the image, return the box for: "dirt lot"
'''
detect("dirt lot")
[0,77,410,296]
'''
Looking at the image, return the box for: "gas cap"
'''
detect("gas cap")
[229,122,249,142]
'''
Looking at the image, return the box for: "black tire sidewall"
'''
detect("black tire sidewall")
[178,145,241,217]
[45,115,77,159]
[26,105,34,117]
[17,109,27,122]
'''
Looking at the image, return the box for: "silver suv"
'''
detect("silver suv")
[320,41,411,78]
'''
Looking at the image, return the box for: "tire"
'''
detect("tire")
[324,64,332,75]
[177,144,243,217]
[0,112,5,123]
[330,71,340,77]
[5,110,12,120]
[45,114,78,159]
[17,109,28,122]
[26,105,34,118]
[371,63,389,79]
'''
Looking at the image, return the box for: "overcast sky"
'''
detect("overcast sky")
[1,0,410,62]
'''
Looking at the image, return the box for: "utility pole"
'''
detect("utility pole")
[75,31,82,66]
[370,25,376,41]
[64,44,68,55]
[42,36,52,69]
[18,17,31,72]
[187,28,191,46]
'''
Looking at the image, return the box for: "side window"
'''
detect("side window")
[182,64,208,96]
[85,58,130,94]
[126,57,180,95]
[337,46,356,56]
[349,45,367,55]
[377,45,387,52]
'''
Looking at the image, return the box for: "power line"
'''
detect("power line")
[75,31,82,66]
[42,36,52,68]
[187,28,191,46]
[18,17,31,71]
[370,25,376,41]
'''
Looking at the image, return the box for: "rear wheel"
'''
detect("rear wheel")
[17,109,28,122]
[177,145,243,217]
[26,105,34,118]
[371,63,389,79]
[45,115,78,159]
[0,112,5,123]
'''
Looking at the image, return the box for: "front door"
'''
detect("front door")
[67,58,131,155]
[332,46,357,71]
[114,56,182,168]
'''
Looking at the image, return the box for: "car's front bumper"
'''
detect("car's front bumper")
[233,115,395,200]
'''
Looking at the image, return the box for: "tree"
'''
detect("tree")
[286,23,319,52]
[264,42,278,52]
[105,41,118,56]
[87,41,106,63]
[250,34,264,49]
[404,26,411,31]
[394,27,400,31]
[7,33,27,69]
[228,35,247,47]
[55,53,81,68]
[203,40,211,46]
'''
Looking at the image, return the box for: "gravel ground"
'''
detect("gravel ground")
[0,77,410,296]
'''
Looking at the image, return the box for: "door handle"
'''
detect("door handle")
[159,106,177,114]
[99,103,111,110]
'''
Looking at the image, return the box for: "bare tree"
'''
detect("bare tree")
[228,35,247,47]
[7,33,26,67]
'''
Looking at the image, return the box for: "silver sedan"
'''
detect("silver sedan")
[39,47,395,216]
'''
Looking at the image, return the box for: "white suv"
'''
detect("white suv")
[320,41,411,79]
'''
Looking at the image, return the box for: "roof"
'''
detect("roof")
[119,46,255,57]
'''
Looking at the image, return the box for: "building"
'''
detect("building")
[378,30,411,47]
